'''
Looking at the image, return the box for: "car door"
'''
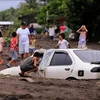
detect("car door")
[45,51,74,79]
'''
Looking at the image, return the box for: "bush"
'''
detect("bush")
[4,37,10,42]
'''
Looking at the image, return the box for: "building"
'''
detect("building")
[0,21,14,30]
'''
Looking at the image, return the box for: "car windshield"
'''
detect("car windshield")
[74,50,100,63]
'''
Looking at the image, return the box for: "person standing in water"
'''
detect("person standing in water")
[77,25,88,49]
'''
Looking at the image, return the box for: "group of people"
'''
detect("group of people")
[45,24,88,50]
[0,22,88,77]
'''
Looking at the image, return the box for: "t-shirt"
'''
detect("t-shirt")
[58,39,69,49]
[48,27,55,36]
[10,37,17,50]
[60,26,66,33]
[16,28,30,43]
[29,26,34,34]
[20,57,33,68]
[0,37,4,52]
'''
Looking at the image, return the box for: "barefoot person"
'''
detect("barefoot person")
[57,34,70,49]
[16,22,30,62]
[77,25,88,49]
[7,32,18,68]
[29,35,36,56]
[0,31,4,64]
[19,52,41,77]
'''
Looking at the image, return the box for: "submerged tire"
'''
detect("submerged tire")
[66,77,77,80]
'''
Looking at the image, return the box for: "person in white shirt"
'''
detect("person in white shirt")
[48,25,55,44]
[16,22,30,61]
[57,33,70,49]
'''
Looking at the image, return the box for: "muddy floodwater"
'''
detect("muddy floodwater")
[0,37,100,100]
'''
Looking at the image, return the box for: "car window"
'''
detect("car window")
[74,50,100,63]
[50,52,72,66]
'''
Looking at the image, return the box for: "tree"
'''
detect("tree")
[0,7,15,21]
[25,0,39,9]
[66,0,100,41]
[37,0,67,24]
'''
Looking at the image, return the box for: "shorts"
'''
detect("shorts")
[29,48,35,53]
[19,42,29,54]
[20,64,36,73]
[11,50,17,60]
[50,36,54,40]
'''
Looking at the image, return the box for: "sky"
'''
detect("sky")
[0,0,25,11]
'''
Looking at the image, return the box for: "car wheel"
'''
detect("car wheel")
[66,77,77,80]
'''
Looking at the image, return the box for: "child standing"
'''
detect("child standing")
[7,32,18,68]
[77,25,88,49]
[29,35,36,55]
[57,33,70,49]
[48,25,55,44]
[0,31,4,64]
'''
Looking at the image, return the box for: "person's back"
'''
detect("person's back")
[29,25,34,35]
[20,56,33,68]
[60,25,66,33]
[19,52,41,77]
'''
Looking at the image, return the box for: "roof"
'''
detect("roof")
[0,21,14,25]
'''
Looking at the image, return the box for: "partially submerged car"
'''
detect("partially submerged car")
[38,49,100,79]
[0,49,100,79]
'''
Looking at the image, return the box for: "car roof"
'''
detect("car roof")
[45,48,84,52]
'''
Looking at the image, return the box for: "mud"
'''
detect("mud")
[0,36,100,100]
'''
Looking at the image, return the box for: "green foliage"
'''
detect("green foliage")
[35,28,44,34]
[37,0,68,24]
[0,0,100,41]
[4,37,10,42]
[66,0,100,41]
[0,7,15,21]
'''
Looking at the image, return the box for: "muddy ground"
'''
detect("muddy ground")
[0,36,100,100]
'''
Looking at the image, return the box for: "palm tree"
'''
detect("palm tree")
[25,0,38,9]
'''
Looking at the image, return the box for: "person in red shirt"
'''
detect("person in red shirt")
[7,32,18,68]
[60,24,66,34]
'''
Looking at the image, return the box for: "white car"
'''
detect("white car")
[38,49,100,79]
[0,49,100,80]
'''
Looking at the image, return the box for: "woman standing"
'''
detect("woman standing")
[77,25,88,49]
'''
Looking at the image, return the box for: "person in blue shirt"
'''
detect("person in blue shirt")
[29,25,34,35]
